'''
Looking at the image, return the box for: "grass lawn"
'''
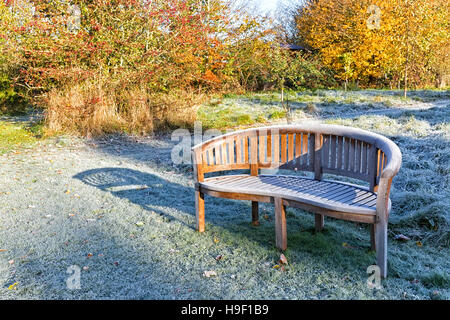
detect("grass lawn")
[0,89,449,299]
[0,120,43,154]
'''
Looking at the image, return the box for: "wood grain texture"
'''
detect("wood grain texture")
[370,224,376,251]
[281,133,287,164]
[252,201,260,226]
[195,191,205,232]
[330,135,337,169]
[337,136,343,170]
[275,197,287,250]
[200,174,377,215]
[314,133,322,180]
[315,214,324,232]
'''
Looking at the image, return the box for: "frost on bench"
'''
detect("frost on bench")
[191,124,402,278]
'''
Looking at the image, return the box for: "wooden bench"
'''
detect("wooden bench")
[191,124,402,277]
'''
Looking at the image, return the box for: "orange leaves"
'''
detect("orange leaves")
[279,254,288,265]
[273,254,288,271]
[2,0,240,93]
[202,70,221,85]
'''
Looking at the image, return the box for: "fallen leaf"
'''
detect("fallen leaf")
[416,241,423,247]
[342,242,356,249]
[279,254,288,265]
[203,270,217,278]
[213,237,219,244]
[394,234,410,241]
[8,282,18,290]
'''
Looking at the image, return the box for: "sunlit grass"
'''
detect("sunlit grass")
[197,89,450,129]
[0,121,43,154]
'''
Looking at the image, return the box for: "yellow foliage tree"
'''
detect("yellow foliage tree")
[297,0,449,92]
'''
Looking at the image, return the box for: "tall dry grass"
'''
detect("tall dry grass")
[45,81,206,137]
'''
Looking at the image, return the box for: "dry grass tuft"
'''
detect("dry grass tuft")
[44,81,206,137]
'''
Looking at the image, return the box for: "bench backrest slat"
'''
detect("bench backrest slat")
[321,134,378,187]
[193,125,401,193]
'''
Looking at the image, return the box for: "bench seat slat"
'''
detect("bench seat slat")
[200,174,377,215]
[330,188,368,203]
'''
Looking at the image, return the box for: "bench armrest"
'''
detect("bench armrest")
[380,137,402,180]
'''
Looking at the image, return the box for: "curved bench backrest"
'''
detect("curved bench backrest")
[192,124,402,192]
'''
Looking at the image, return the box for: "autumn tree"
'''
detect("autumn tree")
[1,0,297,133]
[296,0,449,91]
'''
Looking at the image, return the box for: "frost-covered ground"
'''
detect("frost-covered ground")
[0,90,449,299]
[199,89,450,128]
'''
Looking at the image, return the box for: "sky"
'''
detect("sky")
[257,0,278,12]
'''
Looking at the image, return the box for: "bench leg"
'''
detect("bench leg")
[195,191,205,232]
[315,214,324,232]
[251,201,260,226]
[274,198,287,250]
[374,221,388,278]
[370,224,376,251]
